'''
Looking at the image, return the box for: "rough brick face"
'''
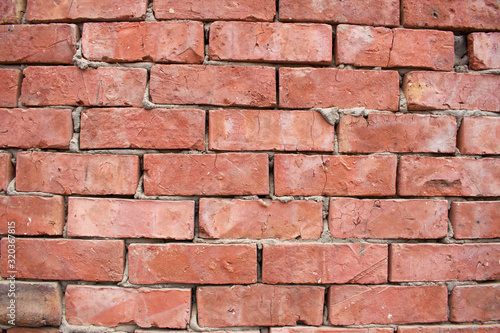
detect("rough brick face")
[0,0,25,23]
[0,69,21,107]
[468,32,500,70]
[273,329,394,333]
[450,284,500,323]
[398,325,500,333]
[458,116,500,155]
[450,201,500,239]
[0,153,14,191]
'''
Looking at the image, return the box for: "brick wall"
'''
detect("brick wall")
[0,0,499,332]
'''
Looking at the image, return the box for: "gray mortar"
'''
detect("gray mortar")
[6,178,53,197]
[454,35,468,67]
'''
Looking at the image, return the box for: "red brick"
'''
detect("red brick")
[450,201,500,239]
[390,243,500,282]
[66,285,190,328]
[199,198,323,240]
[7,329,60,333]
[0,153,13,191]
[0,195,65,236]
[0,281,61,327]
[153,0,275,21]
[450,284,500,323]
[329,198,449,239]
[458,116,500,155]
[210,22,332,64]
[398,325,500,333]
[0,108,73,149]
[128,244,257,284]
[0,24,77,64]
[26,0,147,22]
[21,66,147,107]
[274,154,397,196]
[398,156,500,197]
[273,328,394,333]
[0,69,21,107]
[403,71,500,112]
[0,238,124,281]
[144,153,269,196]
[209,110,335,151]
[0,0,25,23]
[402,0,500,31]
[67,197,194,239]
[328,285,448,325]
[197,284,324,327]
[150,65,276,107]
[279,67,399,110]
[80,108,205,150]
[468,33,500,70]
[280,0,399,26]
[263,243,388,284]
[82,21,204,63]
[16,151,140,195]
[338,113,457,153]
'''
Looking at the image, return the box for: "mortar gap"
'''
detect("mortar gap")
[257,243,263,283]
[275,67,280,110]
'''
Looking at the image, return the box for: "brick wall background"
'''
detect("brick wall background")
[0,0,499,332]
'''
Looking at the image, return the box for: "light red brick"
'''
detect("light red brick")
[128,244,257,284]
[0,238,124,281]
[338,113,457,153]
[0,195,65,236]
[328,285,448,325]
[329,198,449,239]
[390,243,500,282]
[0,153,13,191]
[0,0,25,23]
[468,33,500,70]
[274,154,397,196]
[150,65,276,107]
[210,21,332,64]
[280,67,399,110]
[0,108,73,149]
[458,116,500,155]
[80,108,205,150]
[398,325,500,333]
[16,151,140,195]
[0,69,21,107]
[450,284,500,323]
[197,284,324,327]
[82,21,204,63]
[209,110,335,151]
[263,243,388,284]
[403,71,500,112]
[199,198,323,240]
[143,153,269,196]
[273,328,393,333]
[66,285,190,328]
[67,197,194,239]
[450,201,500,239]
[21,66,147,107]
[398,156,500,197]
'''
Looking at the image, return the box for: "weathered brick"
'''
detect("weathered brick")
[338,113,457,153]
[16,151,140,195]
[209,110,335,151]
[398,325,500,333]
[336,25,454,70]
[402,0,500,31]
[263,243,388,284]
[210,21,332,64]
[273,328,394,333]
[21,66,147,107]
[403,71,500,112]
[390,243,500,282]
[328,285,448,325]
[153,0,275,21]
[329,198,449,239]
[128,244,257,284]
[0,153,14,191]
[197,284,324,327]
[66,285,190,328]
[0,24,77,64]
[144,153,269,196]
[0,69,21,107]
[279,67,399,110]
[82,21,204,63]
[0,195,65,236]
[26,0,147,22]
[458,116,500,155]
[199,198,323,240]
[80,108,205,150]
[0,108,73,149]
[274,154,397,196]
[0,282,61,327]
[7,328,60,333]
[398,156,500,197]
[150,65,276,107]
[67,197,194,239]
[0,238,124,281]
[0,0,25,23]
[468,33,500,70]
[450,201,500,239]
[450,284,500,322]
